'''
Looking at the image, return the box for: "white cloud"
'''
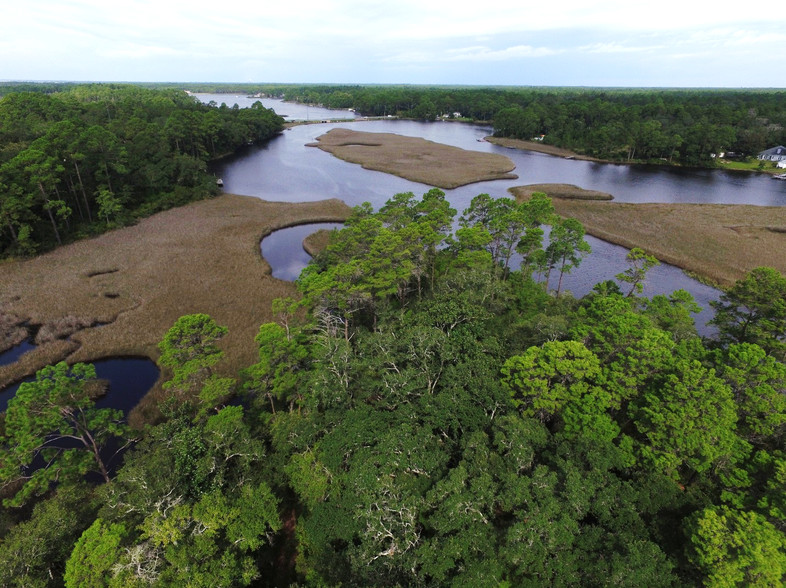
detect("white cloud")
[444,45,560,61]
[2,0,786,84]
[579,42,663,54]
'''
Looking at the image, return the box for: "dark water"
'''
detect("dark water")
[0,356,159,415]
[262,223,344,281]
[0,339,35,367]
[214,119,786,333]
[213,120,786,208]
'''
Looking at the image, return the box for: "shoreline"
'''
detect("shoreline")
[486,135,786,176]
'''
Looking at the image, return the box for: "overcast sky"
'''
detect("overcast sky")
[2,0,785,87]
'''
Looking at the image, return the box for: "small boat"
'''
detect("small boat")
[773,173,786,181]
[216,178,224,187]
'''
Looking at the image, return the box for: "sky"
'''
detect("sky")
[2,0,785,87]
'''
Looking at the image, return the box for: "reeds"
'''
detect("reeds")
[0,194,351,425]
[526,197,786,288]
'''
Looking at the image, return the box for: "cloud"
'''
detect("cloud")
[2,0,786,84]
[383,43,559,66]
[445,45,560,61]
[579,42,664,54]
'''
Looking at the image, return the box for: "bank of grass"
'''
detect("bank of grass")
[303,228,336,257]
[0,194,351,427]
[512,184,613,201]
[484,136,598,161]
[310,128,518,189]
[717,158,785,174]
[514,190,786,288]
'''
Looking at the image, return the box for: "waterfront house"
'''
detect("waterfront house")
[758,146,786,161]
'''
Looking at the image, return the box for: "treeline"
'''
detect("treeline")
[219,84,786,166]
[3,191,786,586]
[0,84,284,257]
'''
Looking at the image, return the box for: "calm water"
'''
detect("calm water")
[263,223,344,281]
[0,339,35,367]
[222,119,786,333]
[0,356,159,414]
[194,93,359,122]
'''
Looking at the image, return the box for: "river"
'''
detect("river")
[205,99,784,333]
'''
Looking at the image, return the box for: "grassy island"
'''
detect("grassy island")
[309,128,518,189]
[0,194,351,426]
[511,183,613,201]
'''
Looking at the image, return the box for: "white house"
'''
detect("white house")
[758,146,786,161]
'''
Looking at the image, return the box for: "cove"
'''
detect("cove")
[262,223,344,281]
[0,356,159,415]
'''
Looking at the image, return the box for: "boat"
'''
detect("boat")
[216,178,224,187]
[773,173,786,181]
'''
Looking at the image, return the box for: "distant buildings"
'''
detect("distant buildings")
[758,145,786,161]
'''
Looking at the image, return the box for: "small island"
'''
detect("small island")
[309,128,518,189]
[510,183,613,201]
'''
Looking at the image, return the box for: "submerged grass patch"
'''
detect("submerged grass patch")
[0,194,351,426]
[310,128,518,189]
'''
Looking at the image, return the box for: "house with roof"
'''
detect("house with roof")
[758,146,786,161]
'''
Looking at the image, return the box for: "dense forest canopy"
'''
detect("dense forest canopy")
[5,82,786,170]
[0,83,284,258]
[132,83,786,167]
[3,82,786,585]
[2,188,786,586]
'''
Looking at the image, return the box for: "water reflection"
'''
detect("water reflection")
[0,339,35,367]
[262,223,343,281]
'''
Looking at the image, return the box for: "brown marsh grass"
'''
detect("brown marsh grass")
[484,136,597,161]
[303,229,334,257]
[0,194,350,426]
[512,184,613,201]
[310,128,518,189]
[513,190,786,288]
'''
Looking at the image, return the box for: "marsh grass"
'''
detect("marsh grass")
[0,194,351,426]
[0,312,27,354]
[311,128,518,189]
[484,136,596,160]
[517,194,786,288]
[303,229,334,257]
[511,184,613,201]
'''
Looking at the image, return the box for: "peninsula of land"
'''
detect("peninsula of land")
[511,185,786,288]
